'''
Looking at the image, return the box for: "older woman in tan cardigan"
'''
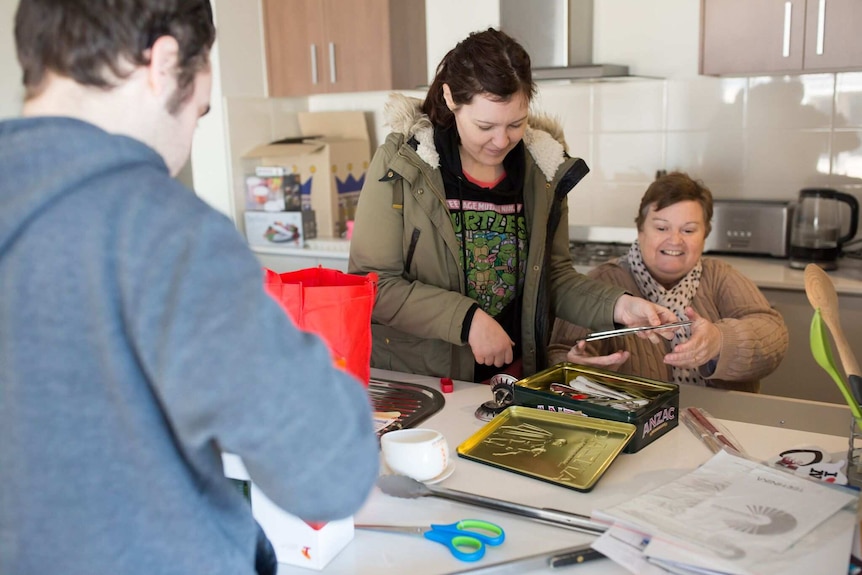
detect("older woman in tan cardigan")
[548,173,788,393]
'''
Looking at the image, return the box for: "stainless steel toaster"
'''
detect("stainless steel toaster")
[704,199,794,257]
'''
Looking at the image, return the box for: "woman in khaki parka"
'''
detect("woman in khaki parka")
[348,29,677,383]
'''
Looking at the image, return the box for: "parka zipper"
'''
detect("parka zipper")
[405,228,421,272]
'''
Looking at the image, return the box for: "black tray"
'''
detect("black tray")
[369,378,445,436]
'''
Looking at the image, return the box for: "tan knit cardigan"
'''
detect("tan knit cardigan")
[547,257,789,393]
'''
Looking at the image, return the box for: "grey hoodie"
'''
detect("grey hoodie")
[0,117,378,575]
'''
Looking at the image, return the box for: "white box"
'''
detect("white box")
[251,485,354,570]
[222,453,354,571]
[244,210,316,249]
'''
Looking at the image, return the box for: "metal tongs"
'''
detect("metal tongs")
[580,320,691,343]
[551,376,649,410]
[569,376,632,400]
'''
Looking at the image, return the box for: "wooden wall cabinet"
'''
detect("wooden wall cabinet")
[262,0,427,97]
[701,0,862,76]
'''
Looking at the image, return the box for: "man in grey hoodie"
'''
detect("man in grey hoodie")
[0,2,379,574]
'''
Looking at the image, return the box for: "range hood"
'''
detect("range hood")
[499,0,629,80]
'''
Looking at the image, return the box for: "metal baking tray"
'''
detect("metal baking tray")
[369,378,445,436]
[456,406,635,492]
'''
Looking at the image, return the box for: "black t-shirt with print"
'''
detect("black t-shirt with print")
[435,124,527,382]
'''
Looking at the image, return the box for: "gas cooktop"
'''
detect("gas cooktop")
[569,241,630,267]
[568,226,635,267]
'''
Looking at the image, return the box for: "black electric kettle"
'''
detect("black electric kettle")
[788,188,859,270]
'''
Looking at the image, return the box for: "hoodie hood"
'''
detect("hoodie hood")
[0,116,166,255]
[382,93,568,182]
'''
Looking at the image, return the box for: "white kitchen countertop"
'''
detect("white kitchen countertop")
[709,254,862,296]
[574,252,862,296]
[270,369,855,575]
[254,238,352,260]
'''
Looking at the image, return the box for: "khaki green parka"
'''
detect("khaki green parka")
[348,95,625,382]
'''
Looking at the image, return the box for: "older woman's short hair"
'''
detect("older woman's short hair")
[635,172,713,236]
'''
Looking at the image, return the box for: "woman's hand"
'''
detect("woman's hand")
[468,308,515,367]
[566,340,630,372]
[612,294,679,344]
[664,307,722,369]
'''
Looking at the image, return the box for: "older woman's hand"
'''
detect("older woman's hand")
[663,307,722,369]
[566,340,630,372]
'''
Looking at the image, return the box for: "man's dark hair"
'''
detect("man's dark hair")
[422,28,535,128]
[15,0,216,113]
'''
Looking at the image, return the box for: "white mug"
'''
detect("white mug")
[380,428,449,482]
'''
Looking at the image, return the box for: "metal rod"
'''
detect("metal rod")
[446,543,604,574]
[816,0,826,55]
[426,484,607,536]
[310,44,318,85]
[582,320,691,343]
[328,42,336,84]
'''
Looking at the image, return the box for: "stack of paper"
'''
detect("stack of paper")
[592,450,859,575]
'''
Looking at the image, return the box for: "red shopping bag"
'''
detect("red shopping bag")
[263,267,377,387]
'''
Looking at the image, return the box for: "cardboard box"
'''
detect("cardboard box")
[242,111,370,238]
[244,210,317,249]
[222,454,354,571]
[513,363,679,453]
[245,171,302,212]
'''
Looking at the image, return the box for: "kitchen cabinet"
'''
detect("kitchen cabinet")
[261,0,427,97]
[759,287,862,405]
[700,0,862,75]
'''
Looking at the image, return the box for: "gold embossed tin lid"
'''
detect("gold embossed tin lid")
[456,406,635,492]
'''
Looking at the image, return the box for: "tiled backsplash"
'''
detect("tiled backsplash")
[544,72,862,231]
[224,72,862,236]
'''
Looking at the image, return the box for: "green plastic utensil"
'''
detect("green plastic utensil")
[810,308,862,427]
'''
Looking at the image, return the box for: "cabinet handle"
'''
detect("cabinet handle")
[816,0,826,55]
[329,42,337,84]
[310,44,318,85]
[782,1,792,58]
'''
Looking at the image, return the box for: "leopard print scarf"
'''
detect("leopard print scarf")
[626,240,704,386]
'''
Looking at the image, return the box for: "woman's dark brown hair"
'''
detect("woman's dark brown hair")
[15,0,215,113]
[635,172,714,236]
[422,28,535,128]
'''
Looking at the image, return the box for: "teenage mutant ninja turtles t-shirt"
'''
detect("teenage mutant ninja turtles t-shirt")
[448,184,526,319]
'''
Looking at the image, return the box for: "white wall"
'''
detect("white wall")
[188,0,269,221]
[0,0,23,119]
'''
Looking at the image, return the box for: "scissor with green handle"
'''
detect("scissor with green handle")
[810,309,862,428]
[356,519,505,562]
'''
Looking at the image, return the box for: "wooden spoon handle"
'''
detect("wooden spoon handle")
[804,264,861,377]
[833,330,862,378]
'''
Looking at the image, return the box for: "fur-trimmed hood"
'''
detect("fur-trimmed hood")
[382,93,569,182]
